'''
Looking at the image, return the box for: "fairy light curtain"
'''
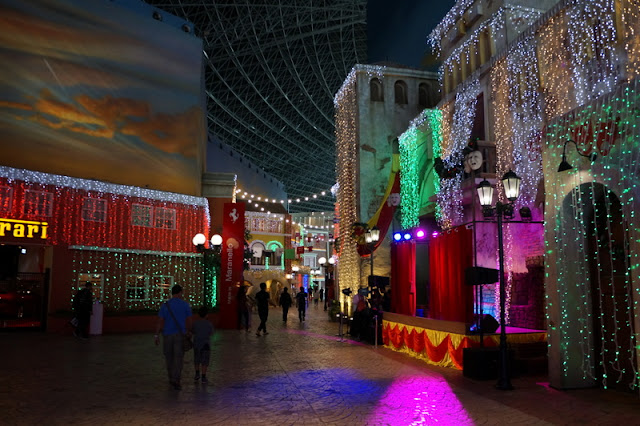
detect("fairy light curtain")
[334,64,385,293]
[543,77,640,391]
[0,166,210,311]
[436,77,479,229]
[398,109,442,229]
[567,0,619,105]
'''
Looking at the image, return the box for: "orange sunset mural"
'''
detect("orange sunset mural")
[0,0,205,195]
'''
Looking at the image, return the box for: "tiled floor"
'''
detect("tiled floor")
[2,306,639,425]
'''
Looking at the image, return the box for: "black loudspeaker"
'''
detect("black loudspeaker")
[471,314,499,334]
[463,347,499,380]
[465,266,499,286]
[463,347,515,380]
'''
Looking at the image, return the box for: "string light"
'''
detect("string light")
[544,77,639,390]
[430,0,640,390]
[334,65,387,293]
[0,165,211,311]
[436,77,479,229]
[399,109,442,229]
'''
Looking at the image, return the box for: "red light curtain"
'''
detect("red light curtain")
[429,225,473,322]
[390,240,416,316]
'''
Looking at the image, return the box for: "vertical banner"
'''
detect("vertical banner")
[219,202,245,329]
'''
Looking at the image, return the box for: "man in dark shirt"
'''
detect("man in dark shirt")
[279,287,293,323]
[295,286,307,322]
[255,282,270,336]
[72,282,93,339]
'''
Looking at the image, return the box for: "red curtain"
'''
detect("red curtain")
[429,225,473,322]
[390,240,416,316]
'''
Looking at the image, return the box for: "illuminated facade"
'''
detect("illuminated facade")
[334,64,439,294]
[0,166,209,330]
[424,0,640,391]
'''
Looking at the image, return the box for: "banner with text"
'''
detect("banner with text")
[220,202,245,328]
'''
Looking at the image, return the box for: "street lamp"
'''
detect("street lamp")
[318,256,335,311]
[476,170,521,391]
[364,226,380,279]
[193,233,222,308]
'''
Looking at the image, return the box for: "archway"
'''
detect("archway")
[562,183,637,391]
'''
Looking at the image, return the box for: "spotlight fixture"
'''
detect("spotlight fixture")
[403,232,412,241]
[558,139,598,172]
[415,229,426,239]
[393,232,402,242]
[519,206,532,221]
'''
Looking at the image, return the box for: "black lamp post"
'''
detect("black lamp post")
[364,226,380,280]
[318,256,335,311]
[476,170,521,391]
[192,233,222,308]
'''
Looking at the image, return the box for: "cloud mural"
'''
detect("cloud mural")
[0,0,205,195]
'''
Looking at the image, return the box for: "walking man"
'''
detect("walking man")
[296,286,307,322]
[279,287,293,323]
[255,282,270,336]
[155,285,192,390]
[72,282,93,339]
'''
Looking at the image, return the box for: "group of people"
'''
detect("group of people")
[72,279,384,391]
[278,286,310,323]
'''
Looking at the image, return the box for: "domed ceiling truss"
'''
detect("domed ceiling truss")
[146,1,368,212]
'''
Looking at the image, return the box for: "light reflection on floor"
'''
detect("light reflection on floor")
[368,376,474,425]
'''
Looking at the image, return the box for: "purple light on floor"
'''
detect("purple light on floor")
[415,229,426,239]
[369,376,473,425]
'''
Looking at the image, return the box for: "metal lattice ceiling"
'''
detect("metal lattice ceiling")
[145,1,368,212]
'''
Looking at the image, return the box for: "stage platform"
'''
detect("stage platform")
[382,312,547,370]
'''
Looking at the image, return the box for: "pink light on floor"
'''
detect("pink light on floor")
[368,376,473,425]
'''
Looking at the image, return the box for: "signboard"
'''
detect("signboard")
[0,218,48,240]
[220,202,245,329]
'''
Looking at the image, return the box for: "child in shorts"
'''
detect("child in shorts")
[192,306,214,384]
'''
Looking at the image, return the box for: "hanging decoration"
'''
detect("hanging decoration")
[543,77,640,391]
[334,64,386,293]
[0,165,211,311]
[435,77,479,229]
[567,0,618,105]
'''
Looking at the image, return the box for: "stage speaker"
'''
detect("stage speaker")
[463,347,515,380]
[465,266,499,286]
[471,314,499,334]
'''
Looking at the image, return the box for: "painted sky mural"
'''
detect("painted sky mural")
[0,0,205,195]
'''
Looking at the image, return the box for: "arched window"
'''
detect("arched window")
[370,78,384,102]
[418,83,430,108]
[394,80,408,104]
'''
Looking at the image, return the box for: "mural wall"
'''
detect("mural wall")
[0,0,205,195]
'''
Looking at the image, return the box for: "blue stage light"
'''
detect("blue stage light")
[403,233,412,240]
[393,232,402,241]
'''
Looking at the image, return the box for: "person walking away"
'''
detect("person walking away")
[313,287,319,307]
[72,282,93,339]
[192,306,214,384]
[155,285,192,390]
[279,287,293,323]
[319,288,324,304]
[236,285,250,332]
[325,281,334,312]
[296,286,307,322]
[255,282,270,336]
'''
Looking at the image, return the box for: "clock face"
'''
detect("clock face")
[466,151,483,171]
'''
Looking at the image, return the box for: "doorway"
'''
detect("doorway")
[570,183,637,391]
[0,244,49,329]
